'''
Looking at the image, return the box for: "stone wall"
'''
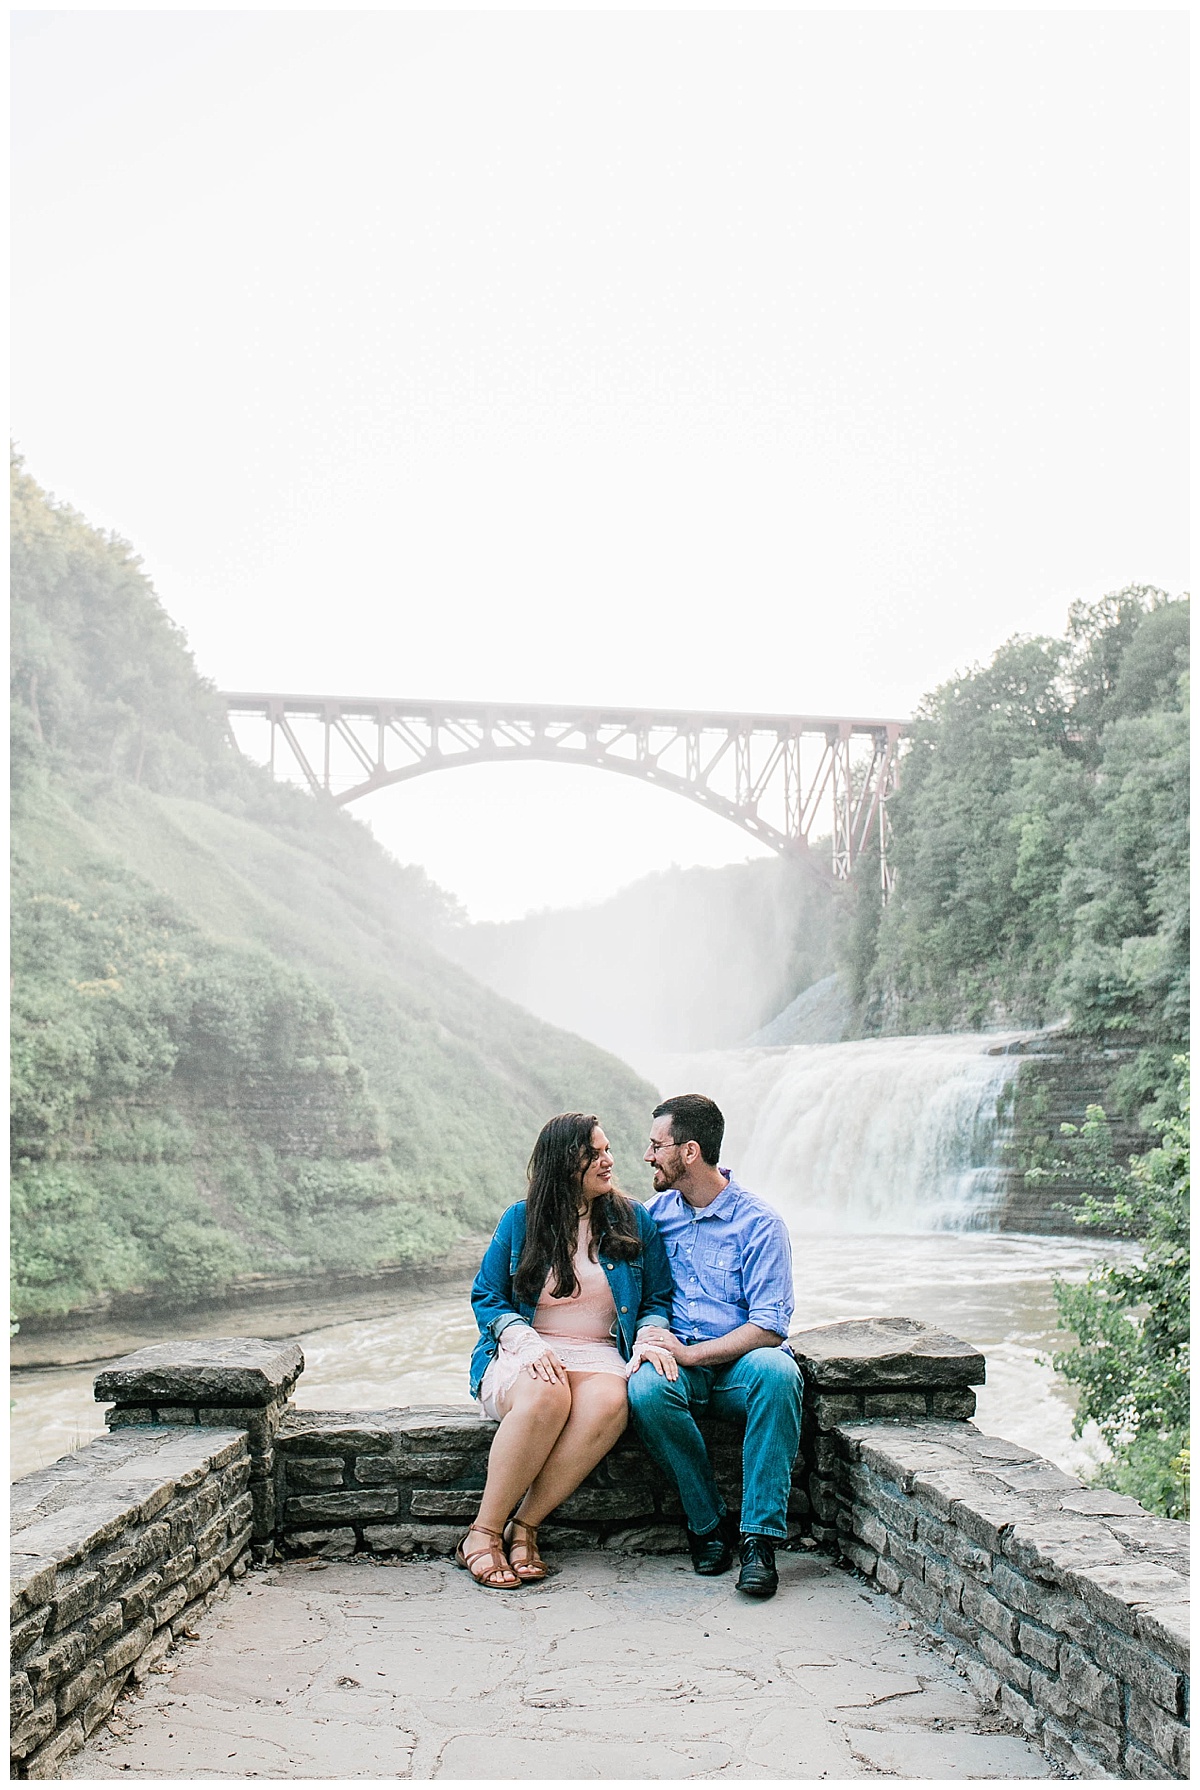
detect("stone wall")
[10,1427,252,1779]
[812,1415,1189,1779]
[273,1405,808,1559]
[795,1317,1190,1778]
[96,1337,303,1548]
[268,1314,974,1560]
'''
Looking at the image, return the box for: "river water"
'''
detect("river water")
[11,1033,1124,1485]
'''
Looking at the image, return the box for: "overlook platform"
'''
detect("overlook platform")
[64,1550,1053,1780]
[13,1321,1188,1780]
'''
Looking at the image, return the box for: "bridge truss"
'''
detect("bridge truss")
[222,694,907,890]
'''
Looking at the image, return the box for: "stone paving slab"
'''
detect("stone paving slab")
[64,1551,1060,1780]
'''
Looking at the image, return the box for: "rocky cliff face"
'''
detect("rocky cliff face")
[997,1037,1146,1234]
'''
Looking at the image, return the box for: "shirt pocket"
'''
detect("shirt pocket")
[701,1240,742,1301]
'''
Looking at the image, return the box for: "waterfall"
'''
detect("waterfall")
[655,1034,1027,1233]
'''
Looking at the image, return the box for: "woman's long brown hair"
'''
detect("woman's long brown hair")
[512,1112,642,1304]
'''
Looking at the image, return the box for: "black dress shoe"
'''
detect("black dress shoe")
[687,1516,734,1576]
[736,1534,778,1598]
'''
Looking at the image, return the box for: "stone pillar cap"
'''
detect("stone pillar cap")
[787,1316,985,1387]
[94,1338,304,1408]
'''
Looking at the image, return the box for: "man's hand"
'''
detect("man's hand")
[626,1339,680,1380]
[636,1327,693,1363]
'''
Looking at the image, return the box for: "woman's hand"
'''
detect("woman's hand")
[525,1348,569,1386]
[497,1322,565,1382]
[626,1340,680,1381]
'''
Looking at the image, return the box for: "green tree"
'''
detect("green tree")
[851,586,1188,1067]
[1056,703,1189,1049]
[868,633,1073,1029]
[1068,587,1189,737]
[10,449,234,799]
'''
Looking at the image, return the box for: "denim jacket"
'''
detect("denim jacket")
[469,1199,674,1398]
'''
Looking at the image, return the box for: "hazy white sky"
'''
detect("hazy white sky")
[12,10,1189,920]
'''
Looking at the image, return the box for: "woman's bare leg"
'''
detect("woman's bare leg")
[469,1372,572,1543]
[515,1372,628,1527]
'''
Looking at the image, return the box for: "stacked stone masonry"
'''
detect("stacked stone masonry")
[812,1417,1189,1779]
[273,1404,808,1559]
[96,1337,303,1546]
[10,1427,253,1779]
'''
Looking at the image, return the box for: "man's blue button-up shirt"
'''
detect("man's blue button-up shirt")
[644,1171,794,1345]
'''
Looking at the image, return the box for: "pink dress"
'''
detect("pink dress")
[477,1214,627,1420]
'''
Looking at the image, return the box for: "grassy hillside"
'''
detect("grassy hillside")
[10,455,656,1319]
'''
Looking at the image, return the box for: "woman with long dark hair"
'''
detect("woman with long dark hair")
[460,1112,677,1588]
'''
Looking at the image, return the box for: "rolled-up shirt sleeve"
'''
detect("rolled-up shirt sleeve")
[496,1319,549,1362]
[492,1311,529,1339]
[742,1214,794,1337]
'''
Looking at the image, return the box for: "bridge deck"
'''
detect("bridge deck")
[223,693,910,733]
[66,1552,1052,1780]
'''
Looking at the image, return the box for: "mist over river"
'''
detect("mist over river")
[11,1033,1126,1486]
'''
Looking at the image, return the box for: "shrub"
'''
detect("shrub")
[1047,1060,1189,1518]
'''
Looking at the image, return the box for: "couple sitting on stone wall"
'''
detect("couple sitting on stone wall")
[460,1095,802,1601]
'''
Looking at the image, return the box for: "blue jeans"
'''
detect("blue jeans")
[627,1349,804,1540]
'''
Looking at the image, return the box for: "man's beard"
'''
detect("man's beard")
[653,1160,683,1191]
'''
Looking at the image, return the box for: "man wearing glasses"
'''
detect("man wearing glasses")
[628,1093,801,1600]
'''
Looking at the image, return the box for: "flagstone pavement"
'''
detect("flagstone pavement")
[65,1549,1060,1780]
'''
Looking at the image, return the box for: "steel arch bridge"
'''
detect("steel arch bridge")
[222,693,908,890]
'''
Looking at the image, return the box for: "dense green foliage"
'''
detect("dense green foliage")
[851,589,1188,1064]
[1042,1067,1190,1519]
[10,456,657,1317]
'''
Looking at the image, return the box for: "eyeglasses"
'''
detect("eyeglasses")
[646,1140,680,1156]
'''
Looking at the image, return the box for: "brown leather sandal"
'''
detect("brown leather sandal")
[455,1525,519,1589]
[505,1517,547,1582]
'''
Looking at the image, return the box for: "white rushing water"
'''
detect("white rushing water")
[656,1032,1027,1231]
